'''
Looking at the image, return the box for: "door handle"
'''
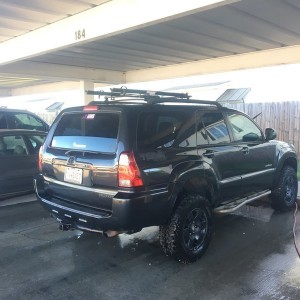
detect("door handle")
[203,150,215,158]
[241,147,249,155]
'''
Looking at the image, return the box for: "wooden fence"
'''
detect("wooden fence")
[231,101,300,156]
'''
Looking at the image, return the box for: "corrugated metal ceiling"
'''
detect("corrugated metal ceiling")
[0,0,110,43]
[25,0,300,72]
[0,0,110,88]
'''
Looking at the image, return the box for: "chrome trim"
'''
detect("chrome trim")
[43,175,168,196]
[241,169,275,180]
[150,190,168,196]
[219,168,275,185]
[115,185,168,194]
[36,191,110,219]
[220,176,241,185]
[113,189,168,201]
[43,175,117,196]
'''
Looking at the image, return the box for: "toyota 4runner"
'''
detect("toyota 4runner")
[34,88,298,263]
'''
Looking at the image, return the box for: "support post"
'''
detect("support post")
[80,80,94,105]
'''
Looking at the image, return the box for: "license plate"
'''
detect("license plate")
[64,167,83,184]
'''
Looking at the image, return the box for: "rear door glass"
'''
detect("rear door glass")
[1,135,28,155]
[137,111,195,150]
[51,113,119,153]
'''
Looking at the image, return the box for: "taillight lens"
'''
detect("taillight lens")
[118,152,144,187]
[38,144,44,172]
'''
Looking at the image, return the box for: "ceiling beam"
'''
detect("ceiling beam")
[0,0,238,65]
[3,44,300,88]
[0,61,125,84]
[125,44,300,82]
[11,81,80,96]
[3,45,300,89]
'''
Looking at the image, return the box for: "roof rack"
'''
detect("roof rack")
[87,86,189,100]
[86,86,222,108]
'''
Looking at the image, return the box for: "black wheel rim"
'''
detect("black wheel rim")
[284,174,297,204]
[183,208,208,252]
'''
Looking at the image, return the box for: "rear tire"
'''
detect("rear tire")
[159,194,212,263]
[271,166,298,212]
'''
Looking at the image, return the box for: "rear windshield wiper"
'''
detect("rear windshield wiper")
[65,149,115,156]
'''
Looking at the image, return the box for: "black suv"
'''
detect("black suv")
[0,108,49,131]
[35,88,298,263]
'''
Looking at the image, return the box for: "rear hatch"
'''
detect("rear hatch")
[42,108,121,211]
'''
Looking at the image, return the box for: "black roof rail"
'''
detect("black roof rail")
[86,86,222,108]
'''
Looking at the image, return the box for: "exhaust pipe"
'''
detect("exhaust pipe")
[57,219,123,236]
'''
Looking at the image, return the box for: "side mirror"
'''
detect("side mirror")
[242,132,260,142]
[265,128,277,141]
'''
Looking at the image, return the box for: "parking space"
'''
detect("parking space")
[1,195,300,300]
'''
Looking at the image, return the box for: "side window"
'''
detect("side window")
[12,113,45,130]
[0,113,7,129]
[197,112,230,145]
[1,136,28,155]
[227,113,262,142]
[137,111,196,150]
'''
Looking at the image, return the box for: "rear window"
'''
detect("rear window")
[51,112,119,153]
[11,112,46,131]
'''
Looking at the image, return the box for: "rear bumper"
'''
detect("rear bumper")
[34,174,169,233]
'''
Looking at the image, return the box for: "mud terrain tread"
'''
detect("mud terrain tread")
[159,194,212,263]
[271,166,298,212]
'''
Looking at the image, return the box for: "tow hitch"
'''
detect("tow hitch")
[59,222,72,231]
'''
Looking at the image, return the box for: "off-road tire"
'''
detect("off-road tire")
[271,166,298,212]
[159,194,212,263]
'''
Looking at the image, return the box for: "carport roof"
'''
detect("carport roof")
[1,0,300,92]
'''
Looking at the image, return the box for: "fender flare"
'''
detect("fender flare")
[165,168,217,221]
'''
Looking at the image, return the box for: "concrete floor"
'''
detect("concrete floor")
[1,194,300,300]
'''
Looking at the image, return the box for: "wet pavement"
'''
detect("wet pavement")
[1,194,300,300]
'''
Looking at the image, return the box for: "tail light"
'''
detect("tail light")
[83,105,99,111]
[118,152,144,187]
[38,144,44,172]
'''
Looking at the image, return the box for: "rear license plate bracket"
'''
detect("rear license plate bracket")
[64,167,83,184]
